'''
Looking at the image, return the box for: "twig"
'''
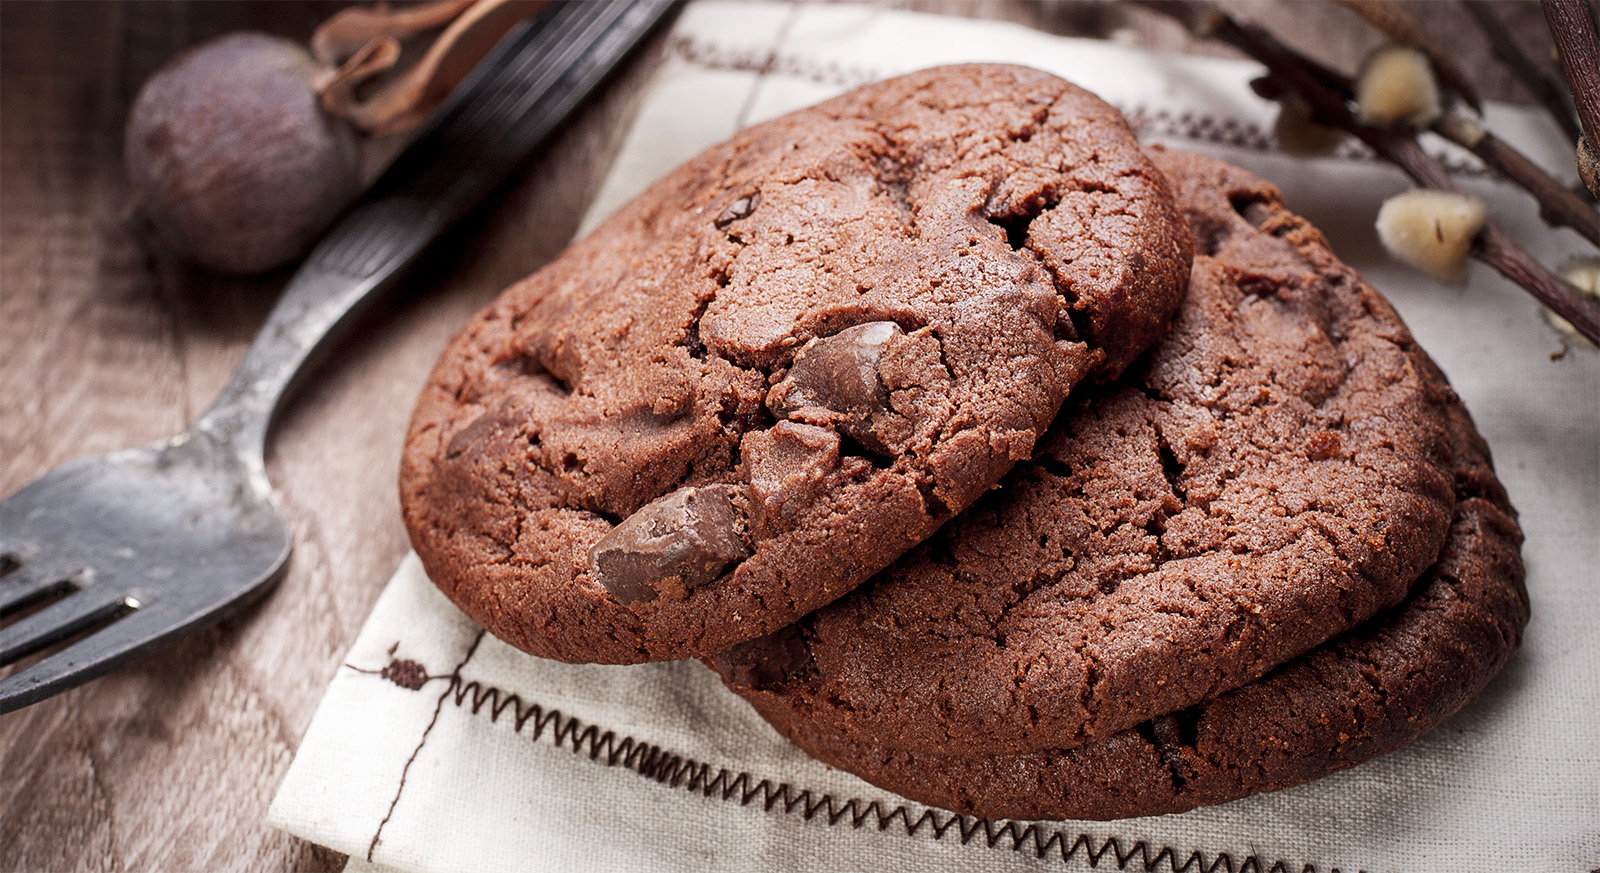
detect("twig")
[1543,0,1600,197]
[1135,0,1600,345]
[1478,226,1594,337]
[1462,0,1583,145]
[1543,0,1600,149]
[1255,58,1598,246]
[1433,113,1600,247]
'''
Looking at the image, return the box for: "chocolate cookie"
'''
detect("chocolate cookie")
[712,148,1465,754]
[400,65,1192,663]
[730,388,1527,820]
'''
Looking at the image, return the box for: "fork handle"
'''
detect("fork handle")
[195,0,676,458]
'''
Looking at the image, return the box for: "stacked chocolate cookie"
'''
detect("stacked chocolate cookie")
[401,65,1527,820]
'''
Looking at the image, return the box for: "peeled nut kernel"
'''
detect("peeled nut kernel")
[1356,45,1442,129]
[1375,189,1486,284]
[588,484,749,605]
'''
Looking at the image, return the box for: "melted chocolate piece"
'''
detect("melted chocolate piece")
[710,624,815,691]
[589,484,749,605]
[772,321,902,453]
[444,410,500,460]
[714,192,760,229]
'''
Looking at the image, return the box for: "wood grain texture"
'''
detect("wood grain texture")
[0,2,1553,870]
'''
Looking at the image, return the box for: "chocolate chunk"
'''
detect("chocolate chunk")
[589,484,750,605]
[710,624,814,691]
[772,321,903,452]
[714,192,760,229]
[444,410,500,460]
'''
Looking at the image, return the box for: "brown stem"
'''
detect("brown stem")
[1248,34,1598,239]
[1135,0,1600,345]
[1478,224,1600,343]
[1543,0,1600,151]
[1433,113,1600,247]
[1544,0,1600,197]
[1379,140,1595,341]
[1356,140,1600,346]
[1462,0,1583,144]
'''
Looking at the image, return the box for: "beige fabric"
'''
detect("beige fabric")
[268,4,1600,871]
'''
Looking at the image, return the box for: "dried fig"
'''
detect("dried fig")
[125,32,361,275]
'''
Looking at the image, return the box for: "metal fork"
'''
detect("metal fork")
[0,0,677,714]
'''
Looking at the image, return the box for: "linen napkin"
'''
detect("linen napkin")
[268,4,1600,872]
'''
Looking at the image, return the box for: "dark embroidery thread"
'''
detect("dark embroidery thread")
[364,632,488,862]
[350,661,1355,873]
[380,658,429,690]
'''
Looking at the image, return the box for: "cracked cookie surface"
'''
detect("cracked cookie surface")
[399,65,1191,663]
[728,375,1526,820]
[711,148,1467,754]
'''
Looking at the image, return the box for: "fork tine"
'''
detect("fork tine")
[0,604,177,713]
[0,586,136,664]
[0,564,78,618]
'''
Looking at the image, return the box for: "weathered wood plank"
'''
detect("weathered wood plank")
[0,2,1558,870]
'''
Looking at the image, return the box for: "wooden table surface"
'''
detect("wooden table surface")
[0,2,1557,870]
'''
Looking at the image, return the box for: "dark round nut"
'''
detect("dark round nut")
[125,32,361,275]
